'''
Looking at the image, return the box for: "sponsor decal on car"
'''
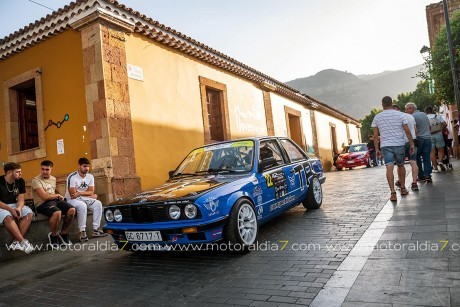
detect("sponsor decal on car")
[203,196,220,217]
[269,195,296,211]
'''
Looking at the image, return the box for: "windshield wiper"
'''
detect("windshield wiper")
[171,172,201,178]
[207,168,240,173]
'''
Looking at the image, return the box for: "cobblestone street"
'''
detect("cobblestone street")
[0,166,405,306]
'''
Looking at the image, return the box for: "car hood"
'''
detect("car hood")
[339,152,367,159]
[108,175,234,206]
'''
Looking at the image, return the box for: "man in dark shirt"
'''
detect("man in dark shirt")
[0,162,34,253]
[367,135,377,166]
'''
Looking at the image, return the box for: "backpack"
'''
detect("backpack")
[429,115,443,134]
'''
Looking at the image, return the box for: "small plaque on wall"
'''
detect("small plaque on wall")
[57,139,64,155]
[127,64,144,81]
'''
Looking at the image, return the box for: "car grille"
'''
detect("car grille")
[118,204,169,223]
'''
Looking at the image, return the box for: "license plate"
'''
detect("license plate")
[347,160,354,164]
[125,231,162,242]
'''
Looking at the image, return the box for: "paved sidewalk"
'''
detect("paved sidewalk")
[313,159,460,306]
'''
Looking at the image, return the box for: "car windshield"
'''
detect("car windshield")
[345,144,367,153]
[173,140,254,177]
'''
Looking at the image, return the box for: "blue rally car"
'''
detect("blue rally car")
[103,137,325,252]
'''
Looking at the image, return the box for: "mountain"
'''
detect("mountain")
[285,65,423,119]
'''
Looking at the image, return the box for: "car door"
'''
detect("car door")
[257,139,290,221]
[279,138,312,204]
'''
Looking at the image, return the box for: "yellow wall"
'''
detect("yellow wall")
[125,34,268,189]
[270,93,314,153]
[0,30,89,180]
[313,111,349,171]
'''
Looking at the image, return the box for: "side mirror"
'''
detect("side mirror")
[258,157,278,173]
[168,170,175,178]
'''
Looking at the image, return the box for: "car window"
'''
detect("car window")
[347,144,367,153]
[259,140,285,166]
[174,140,254,175]
[280,139,307,162]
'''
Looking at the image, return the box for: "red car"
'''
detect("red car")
[335,143,371,170]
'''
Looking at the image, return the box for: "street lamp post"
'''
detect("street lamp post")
[420,45,434,94]
[442,0,460,115]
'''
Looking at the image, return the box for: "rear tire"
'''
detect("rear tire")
[302,176,323,210]
[223,199,258,253]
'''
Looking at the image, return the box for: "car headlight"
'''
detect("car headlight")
[169,205,181,220]
[358,154,365,159]
[114,209,123,222]
[184,204,197,219]
[105,209,114,222]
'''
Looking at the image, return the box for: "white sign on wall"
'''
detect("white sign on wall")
[57,139,64,155]
[127,64,144,81]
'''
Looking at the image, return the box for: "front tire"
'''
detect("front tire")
[224,199,258,253]
[302,176,323,210]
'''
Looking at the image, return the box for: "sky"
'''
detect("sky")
[0,0,437,82]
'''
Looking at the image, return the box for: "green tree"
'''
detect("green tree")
[430,11,460,104]
[393,80,436,112]
[361,80,435,142]
[360,108,381,142]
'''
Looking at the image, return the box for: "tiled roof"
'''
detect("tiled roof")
[0,0,359,124]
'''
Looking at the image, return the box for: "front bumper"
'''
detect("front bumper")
[103,216,229,246]
[337,158,368,168]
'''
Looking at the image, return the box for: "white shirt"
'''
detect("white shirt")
[65,171,95,199]
[404,113,416,143]
[371,109,408,147]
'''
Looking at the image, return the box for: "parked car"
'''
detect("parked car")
[335,143,371,170]
[103,137,325,252]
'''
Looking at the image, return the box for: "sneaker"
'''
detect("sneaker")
[417,177,425,182]
[59,233,72,246]
[425,176,433,183]
[19,239,34,254]
[411,183,419,191]
[449,163,453,170]
[48,232,61,249]
[439,163,446,171]
[400,187,409,195]
[9,240,21,251]
[395,180,401,188]
[92,228,107,237]
[79,231,89,242]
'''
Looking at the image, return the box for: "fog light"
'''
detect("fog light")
[183,227,197,234]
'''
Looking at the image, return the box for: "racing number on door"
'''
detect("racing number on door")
[264,174,274,187]
[292,162,311,191]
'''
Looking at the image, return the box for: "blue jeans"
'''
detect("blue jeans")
[416,137,432,178]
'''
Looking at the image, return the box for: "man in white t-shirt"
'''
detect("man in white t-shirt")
[372,96,414,202]
[65,157,106,242]
[392,104,419,191]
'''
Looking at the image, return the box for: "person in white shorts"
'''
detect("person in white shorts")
[65,158,106,242]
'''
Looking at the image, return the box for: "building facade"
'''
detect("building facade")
[0,0,360,203]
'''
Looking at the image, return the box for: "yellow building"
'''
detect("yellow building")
[0,0,360,203]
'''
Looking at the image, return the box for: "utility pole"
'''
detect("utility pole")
[443,0,460,114]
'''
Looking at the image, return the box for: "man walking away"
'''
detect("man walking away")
[372,97,414,202]
[405,103,433,182]
[392,104,419,191]
[425,106,447,171]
